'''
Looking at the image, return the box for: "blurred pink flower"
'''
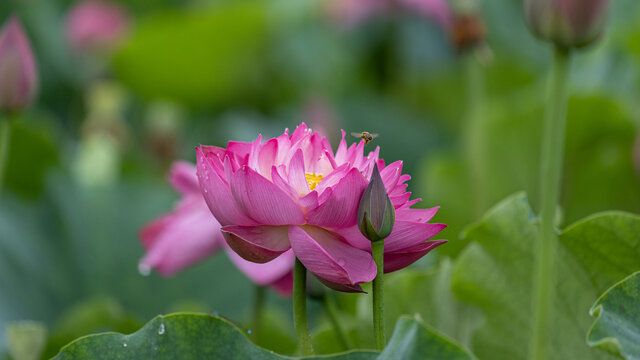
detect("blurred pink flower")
[326,0,450,29]
[65,1,130,53]
[0,16,38,112]
[139,161,294,296]
[197,123,446,292]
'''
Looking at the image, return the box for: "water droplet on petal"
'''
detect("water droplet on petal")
[138,262,151,276]
[158,323,165,335]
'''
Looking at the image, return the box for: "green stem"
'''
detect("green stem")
[251,285,266,342]
[0,119,11,201]
[372,240,386,351]
[529,46,571,360]
[323,293,352,350]
[293,258,314,356]
[464,55,488,217]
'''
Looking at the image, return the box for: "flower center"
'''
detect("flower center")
[305,173,324,191]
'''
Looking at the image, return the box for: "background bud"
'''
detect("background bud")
[0,16,38,113]
[524,0,610,48]
[358,163,395,242]
[65,1,130,54]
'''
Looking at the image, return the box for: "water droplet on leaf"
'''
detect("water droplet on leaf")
[158,323,165,335]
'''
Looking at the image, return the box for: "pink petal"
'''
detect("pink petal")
[384,240,447,273]
[299,191,319,212]
[290,123,311,144]
[168,161,199,195]
[288,149,309,195]
[256,138,278,179]
[221,225,291,263]
[269,271,294,297]
[306,168,367,228]
[334,130,348,164]
[380,160,402,192]
[395,206,440,223]
[315,276,365,293]
[313,163,350,194]
[271,166,299,201]
[289,225,376,285]
[333,225,371,250]
[196,148,257,226]
[226,141,252,166]
[139,199,224,276]
[384,221,447,252]
[225,248,295,286]
[230,166,306,225]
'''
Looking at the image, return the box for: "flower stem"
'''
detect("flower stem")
[372,240,386,351]
[530,46,571,360]
[323,293,352,350]
[251,285,266,342]
[293,258,314,356]
[0,118,12,202]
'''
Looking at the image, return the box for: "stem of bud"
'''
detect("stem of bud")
[372,240,386,351]
[530,46,571,360]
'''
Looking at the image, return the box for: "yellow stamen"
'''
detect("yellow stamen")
[305,173,324,191]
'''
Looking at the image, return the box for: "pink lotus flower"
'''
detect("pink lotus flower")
[65,1,130,54]
[139,161,294,296]
[0,16,38,112]
[197,123,446,292]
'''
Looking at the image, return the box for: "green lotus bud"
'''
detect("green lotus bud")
[6,321,47,360]
[358,163,395,242]
[524,0,610,49]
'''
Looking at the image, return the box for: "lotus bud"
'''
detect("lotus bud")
[524,0,610,49]
[65,1,130,54]
[358,163,395,242]
[7,321,47,360]
[0,16,38,113]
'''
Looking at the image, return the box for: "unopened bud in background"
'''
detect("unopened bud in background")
[524,0,610,49]
[65,1,130,55]
[358,163,396,242]
[0,16,38,113]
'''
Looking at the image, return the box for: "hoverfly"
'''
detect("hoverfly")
[351,131,379,144]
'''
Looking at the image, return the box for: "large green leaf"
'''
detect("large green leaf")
[452,193,640,360]
[378,316,475,360]
[52,313,474,360]
[588,271,640,359]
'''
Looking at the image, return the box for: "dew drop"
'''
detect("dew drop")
[337,259,346,267]
[212,311,220,317]
[158,323,165,335]
[247,329,252,335]
[138,262,151,276]
[123,342,128,348]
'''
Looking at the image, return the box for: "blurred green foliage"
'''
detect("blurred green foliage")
[1,0,640,358]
